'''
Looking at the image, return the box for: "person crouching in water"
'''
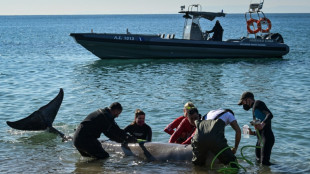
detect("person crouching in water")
[164,102,195,136]
[169,107,199,144]
[73,102,137,159]
[191,108,241,168]
[124,109,152,142]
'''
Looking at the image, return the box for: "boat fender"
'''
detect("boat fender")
[246,18,261,34]
[257,17,272,33]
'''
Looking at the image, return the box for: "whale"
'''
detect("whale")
[101,140,193,161]
[100,140,218,165]
[6,88,67,140]
[103,140,222,166]
[6,88,218,164]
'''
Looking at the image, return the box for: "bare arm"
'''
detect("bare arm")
[230,120,241,154]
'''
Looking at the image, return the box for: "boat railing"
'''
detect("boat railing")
[187,4,202,12]
[245,0,272,38]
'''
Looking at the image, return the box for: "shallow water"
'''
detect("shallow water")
[0,13,310,173]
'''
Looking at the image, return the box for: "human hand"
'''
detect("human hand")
[254,122,265,130]
[62,135,72,142]
[231,147,237,154]
[130,136,137,143]
[125,135,137,143]
[248,128,256,135]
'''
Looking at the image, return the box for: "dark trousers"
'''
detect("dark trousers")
[191,120,236,167]
[256,127,275,165]
[73,125,109,159]
[192,139,236,167]
[74,138,109,159]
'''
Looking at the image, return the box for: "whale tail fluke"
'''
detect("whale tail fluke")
[7,88,64,133]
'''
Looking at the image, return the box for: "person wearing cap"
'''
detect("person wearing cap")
[124,109,152,142]
[73,102,137,159]
[238,92,275,166]
[164,102,195,136]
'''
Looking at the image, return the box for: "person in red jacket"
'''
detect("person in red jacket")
[164,102,195,135]
[169,108,199,144]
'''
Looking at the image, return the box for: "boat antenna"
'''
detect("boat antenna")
[188,4,202,12]
[180,5,185,11]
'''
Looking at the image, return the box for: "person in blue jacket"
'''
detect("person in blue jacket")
[238,91,275,166]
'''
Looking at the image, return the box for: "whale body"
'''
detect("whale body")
[101,140,192,161]
[101,140,218,165]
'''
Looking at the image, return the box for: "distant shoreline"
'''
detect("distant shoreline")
[1,13,310,17]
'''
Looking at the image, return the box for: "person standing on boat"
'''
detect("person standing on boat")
[168,107,199,144]
[164,102,195,136]
[191,108,240,167]
[73,102,137,159]
[238,92,275,166]
[206,20,224,41]
[124,109,152,142]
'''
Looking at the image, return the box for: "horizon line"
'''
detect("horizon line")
[1,12,309,16]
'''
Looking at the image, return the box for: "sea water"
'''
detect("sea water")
[0,14,310,173]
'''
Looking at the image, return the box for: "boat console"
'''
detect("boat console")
[179,4,225,41]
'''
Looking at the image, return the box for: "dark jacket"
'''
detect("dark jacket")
[252,100,273,130]
[208,22,224,41]
[124,123,152,142]
[74,107,135,144]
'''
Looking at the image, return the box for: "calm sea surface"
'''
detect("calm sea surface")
[1,13,310,174]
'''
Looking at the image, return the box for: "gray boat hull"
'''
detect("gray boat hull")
[70,33,289,59]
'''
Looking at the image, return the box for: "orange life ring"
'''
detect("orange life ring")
[246,18,261,34]
[258,17,272,33]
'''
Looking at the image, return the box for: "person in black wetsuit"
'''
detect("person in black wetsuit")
[238,92,275,166]
[73,102,137,159]
[124,109,152,142]
[206,20,224,41]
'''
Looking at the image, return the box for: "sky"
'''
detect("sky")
[0,0,309,15]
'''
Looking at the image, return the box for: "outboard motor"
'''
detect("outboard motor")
[263,33,284,43]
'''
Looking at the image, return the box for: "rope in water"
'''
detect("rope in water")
[210,129,263,173]
[135,130,264,173]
